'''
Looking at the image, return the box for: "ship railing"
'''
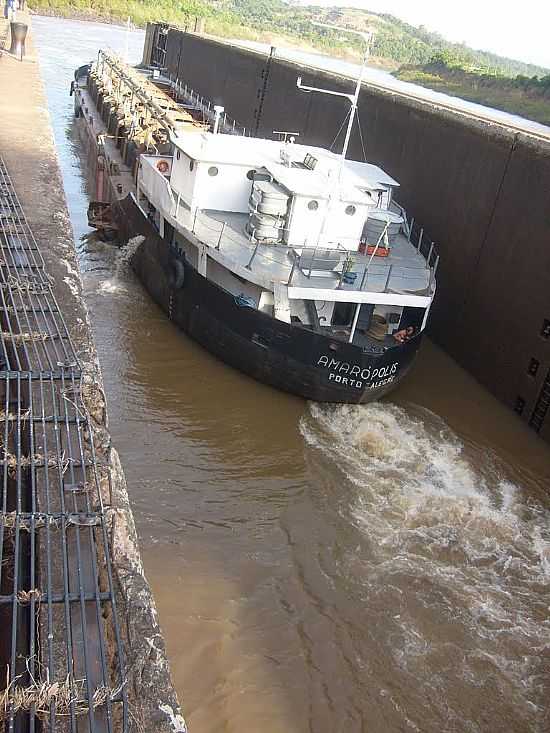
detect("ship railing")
[191,210,436,297]
[390,198,440,277]
[165,75,253,136]
[139,155,177,216]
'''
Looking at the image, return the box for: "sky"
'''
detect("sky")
[299,0,550,69]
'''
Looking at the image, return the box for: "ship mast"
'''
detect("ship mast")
[296,26,372,181]
[337,29,372,180]
[295,27,373,251]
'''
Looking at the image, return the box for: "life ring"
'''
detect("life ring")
[169,258,185,289]
[156,159,170,174]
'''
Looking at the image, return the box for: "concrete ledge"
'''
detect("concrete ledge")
[0,13,185,730]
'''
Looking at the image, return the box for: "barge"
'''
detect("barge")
[72,50,439,403]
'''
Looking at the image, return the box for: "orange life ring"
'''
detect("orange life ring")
[156,159,170,174]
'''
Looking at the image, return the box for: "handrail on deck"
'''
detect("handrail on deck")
[134,74,441,276]
[190,210,435,297]
[143,157,439,295]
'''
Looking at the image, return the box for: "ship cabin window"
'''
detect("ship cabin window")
[176,150,181,160]
[308,200,319,211]
[208,166,219,177]
[345,205,356,216]
[189,160,194,171]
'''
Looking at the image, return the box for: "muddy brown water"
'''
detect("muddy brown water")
[33,16,550,733]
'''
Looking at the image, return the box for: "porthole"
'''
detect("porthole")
[345,205,356,216]
[308,200,319,211]
[189,160,194,171]
[176,150,181,160]
[208,166,219,177]
[246,169,256,180]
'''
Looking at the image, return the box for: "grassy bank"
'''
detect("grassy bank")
[395,61,550,126]
[30,0,549,75]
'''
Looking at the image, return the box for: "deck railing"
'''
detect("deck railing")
[148,73,441,281]
[139,154,438,297]
[390,199,440,274]
[190,210,436,297]
[165,75,252,137]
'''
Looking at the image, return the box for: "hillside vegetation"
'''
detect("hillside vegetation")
[30,0,549,75]
[396,55,550,126]
[30,0,550,123]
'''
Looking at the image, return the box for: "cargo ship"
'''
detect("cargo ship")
[72,50,439,403]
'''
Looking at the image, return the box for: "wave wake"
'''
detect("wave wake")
[300,402,550,729]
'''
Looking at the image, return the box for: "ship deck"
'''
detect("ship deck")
[192,209,433,296]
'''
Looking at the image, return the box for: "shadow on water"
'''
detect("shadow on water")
[32,15,550,733]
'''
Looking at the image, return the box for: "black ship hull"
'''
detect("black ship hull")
[116,195,421,404]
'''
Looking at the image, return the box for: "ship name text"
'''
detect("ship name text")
[317,356,399,390]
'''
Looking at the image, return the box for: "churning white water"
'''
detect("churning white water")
[300,402,550,731]
[96,235,144,295]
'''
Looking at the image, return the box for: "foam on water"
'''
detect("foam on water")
[97,280,127,295]
[96,235,144,296]
[300,402,550,728]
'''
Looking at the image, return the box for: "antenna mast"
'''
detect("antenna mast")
[297,26,373,182]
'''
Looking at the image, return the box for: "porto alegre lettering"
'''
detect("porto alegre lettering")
[317,355,399,390]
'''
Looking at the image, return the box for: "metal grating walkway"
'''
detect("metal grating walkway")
[0,157,128,731]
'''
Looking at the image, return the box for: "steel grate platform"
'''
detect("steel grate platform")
[0,157,128,732]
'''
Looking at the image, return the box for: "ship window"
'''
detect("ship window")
[246,169,256,180]
[345,205,356,216]
[528,358,540,377]
[189,160,194,171]
[541,319,550,339]
[308,200,319,211]
[514,396,525,415]
[208,166,219,177]
[176,150,181,160]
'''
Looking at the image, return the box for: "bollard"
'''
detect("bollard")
[9,21,27,61]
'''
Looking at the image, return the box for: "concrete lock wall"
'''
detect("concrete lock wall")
[0,15,186,730]
[160,30,550,442]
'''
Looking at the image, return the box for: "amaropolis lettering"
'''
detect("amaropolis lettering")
[317,355,399,390]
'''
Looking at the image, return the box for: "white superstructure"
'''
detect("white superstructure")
[166,131,398,249]
[136,127,437,344]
